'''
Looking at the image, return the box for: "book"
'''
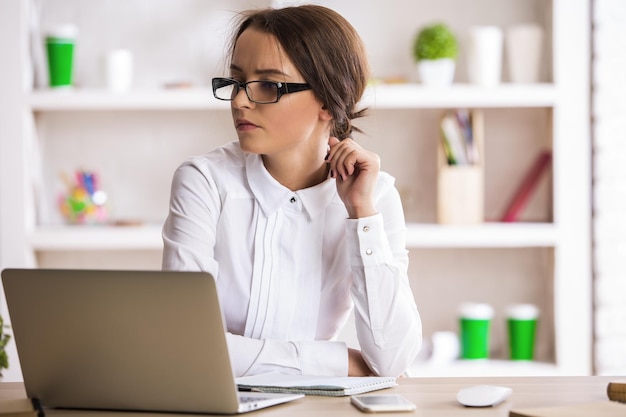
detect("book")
[455,109,479,164]
[509,401,625,417]
[501,150,552,222]
[235,372,397,397]
[440,110,481,166]
[440,113,469,165]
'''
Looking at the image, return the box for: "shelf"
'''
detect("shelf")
[28,88,229,111]
[363,83,558,109]
[27,83,557,111]
[29,225,163,251]
[406,223,557,248]
[29,222,556,251]
[408,359,560,377]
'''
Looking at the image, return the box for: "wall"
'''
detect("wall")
[592,0,626,375]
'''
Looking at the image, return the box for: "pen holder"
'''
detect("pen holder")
[437,165,483,224]
[436,109,484,225]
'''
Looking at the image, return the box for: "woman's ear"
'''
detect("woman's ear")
[319,104,333,121]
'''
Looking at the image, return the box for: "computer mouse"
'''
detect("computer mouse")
[456,385,512,407]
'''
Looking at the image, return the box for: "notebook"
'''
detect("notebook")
[1,268,304,414]
[236,372,397,396]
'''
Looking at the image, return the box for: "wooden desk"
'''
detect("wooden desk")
[0,376,620,416]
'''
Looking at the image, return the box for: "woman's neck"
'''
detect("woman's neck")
[262,151,329,191]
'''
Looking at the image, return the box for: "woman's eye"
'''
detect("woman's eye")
[259,81,277,90]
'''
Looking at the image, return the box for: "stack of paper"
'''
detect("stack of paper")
[236,372,397,397]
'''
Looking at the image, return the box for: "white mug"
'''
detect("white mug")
[106,49,133,93]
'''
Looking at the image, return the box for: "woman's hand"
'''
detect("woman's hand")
[348,348,375,376]
[327,137,380,219]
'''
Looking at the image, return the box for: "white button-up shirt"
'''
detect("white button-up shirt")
[162,141,422,377]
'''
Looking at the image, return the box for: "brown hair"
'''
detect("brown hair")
[228,5,369,139]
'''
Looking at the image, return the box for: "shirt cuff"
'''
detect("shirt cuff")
[297,340,348,376]
[346,213,394,267]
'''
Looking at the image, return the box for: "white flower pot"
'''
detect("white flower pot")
[417,59,456,86]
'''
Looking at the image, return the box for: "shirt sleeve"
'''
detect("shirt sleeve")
[345,182,423,377]
[162,162,220,273]
[226,333,349,376]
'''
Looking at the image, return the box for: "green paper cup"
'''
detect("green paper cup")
[45,25,78,88]
[507,304,539,360]
[459,303,494,359]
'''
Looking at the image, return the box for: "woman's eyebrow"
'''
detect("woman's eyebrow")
[255,68,290,77]
[229,64,290,78]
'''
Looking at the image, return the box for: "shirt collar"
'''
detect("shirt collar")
[245,153,338,220]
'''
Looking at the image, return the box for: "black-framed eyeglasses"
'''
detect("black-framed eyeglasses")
[212,77,312,104]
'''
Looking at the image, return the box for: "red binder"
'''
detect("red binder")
[501,150,552,222]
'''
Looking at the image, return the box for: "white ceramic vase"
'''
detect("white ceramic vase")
[467,26,504,87]
[417,58,456,86]
[506,24,543,83]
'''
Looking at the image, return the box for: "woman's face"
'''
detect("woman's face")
[229,28,331,157]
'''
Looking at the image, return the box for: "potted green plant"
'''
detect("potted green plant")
[0,315,10,378]
[413,23,458,86]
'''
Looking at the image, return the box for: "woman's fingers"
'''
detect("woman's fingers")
[327,137,362,181]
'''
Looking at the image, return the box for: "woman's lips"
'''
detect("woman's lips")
[236,119,258,131]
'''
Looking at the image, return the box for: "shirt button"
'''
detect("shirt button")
[290,196,296,203]
[362,225,370,232]
[365,248,373,256]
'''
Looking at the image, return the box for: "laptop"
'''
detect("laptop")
[1,268,304,414]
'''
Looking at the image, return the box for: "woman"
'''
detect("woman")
[162,5,422,377]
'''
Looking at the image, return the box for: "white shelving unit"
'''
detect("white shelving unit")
[27,83,558,111]
[406,223,557,248]
[29,225,163,251]
[0,0,591,380]
[28,219,558,252]
[410,359,561,378]
[363,83,558,109]
[28,88,227,111]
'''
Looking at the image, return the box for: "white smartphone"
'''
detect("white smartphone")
[350,394,416,413]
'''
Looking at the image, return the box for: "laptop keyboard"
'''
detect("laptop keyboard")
[240,395,263,404]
